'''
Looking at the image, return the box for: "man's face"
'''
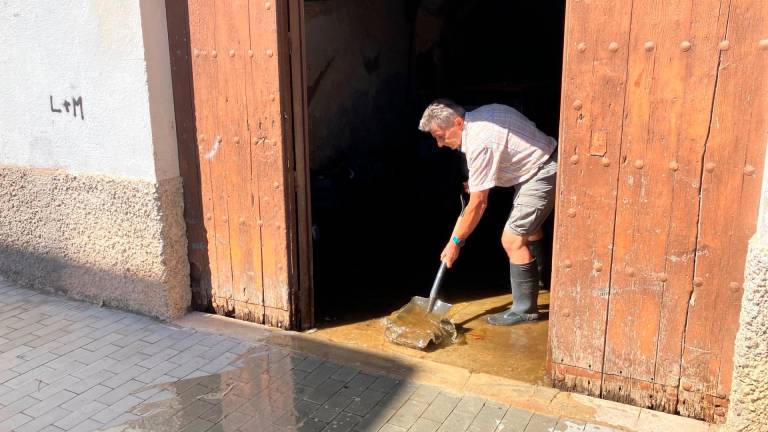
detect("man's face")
[430,116,464,150]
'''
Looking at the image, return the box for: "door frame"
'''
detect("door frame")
[284,0,314,330]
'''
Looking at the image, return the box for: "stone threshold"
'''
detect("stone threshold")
[174,311,720,432]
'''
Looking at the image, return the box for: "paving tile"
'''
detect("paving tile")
[23,390,77,418]
[0,412,32,430]
[11,352,58,374]
[376,383,420,411]
[109,341,152,361]
[65,345,121,366]
[410,385,442,404]
[311,389,360,422]
[199,352,239,374]
[54,401,108,430]
[411,418,441,432]
[15,407,71,432]
[102,412,140,428]
[468,403,507,432]
[321,411,361,432]
[496,407,533,432]
[4,365,57,389]
[90,395,143,423]
[135,359,180,384]
[346,389,387,417]
[0,396,39,422]
[217,411,253,431]
[103,365,149,388]
[523,413,558,432]
[379,425,408,432]
[170,361,210,383]
[66,369,117,394]
[138,349,181,371]
[50,336,95,356]
[303,362,342,386]
[0,369,19,386]
[344,373,378,396]
[295,356,324,373]
[81,332,124,352]
[180,417,215,432]
[422,392,461,423]
[435,410,476,432]
[46,357,90,374]
[68,419,105,432]
[454,396,486,417]
[0,378,44,405]
[76,382,131,407]
[387,399,429,429]
[331,365,360,383]
[305,379,347,404]
[369,375,400,393]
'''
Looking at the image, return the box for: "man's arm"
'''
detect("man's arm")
[440,189,490,267]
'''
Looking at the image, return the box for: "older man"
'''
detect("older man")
[418,99,558,326]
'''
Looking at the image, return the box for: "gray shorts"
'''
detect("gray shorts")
[505,150,558,236]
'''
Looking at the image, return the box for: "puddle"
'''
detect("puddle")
[99,346,321,431]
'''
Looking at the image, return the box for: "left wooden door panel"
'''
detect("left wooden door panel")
[165,0,296,327]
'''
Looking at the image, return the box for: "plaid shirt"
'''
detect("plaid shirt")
[461,104,556,192]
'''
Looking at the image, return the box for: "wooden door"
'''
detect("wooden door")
[165,0,312,329]
[550,0,767,422]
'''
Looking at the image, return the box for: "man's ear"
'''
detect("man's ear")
[455,116,464,127]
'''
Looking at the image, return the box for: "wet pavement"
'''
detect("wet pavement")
[0,278,706,432]
[309,292,550,385]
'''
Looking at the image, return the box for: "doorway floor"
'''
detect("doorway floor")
[306,290,551,386]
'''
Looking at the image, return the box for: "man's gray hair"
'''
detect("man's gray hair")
[418,99,465,132]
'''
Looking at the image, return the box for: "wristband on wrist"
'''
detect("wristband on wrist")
[451,235,464,247]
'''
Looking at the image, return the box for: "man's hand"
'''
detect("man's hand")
[441,241,460,268]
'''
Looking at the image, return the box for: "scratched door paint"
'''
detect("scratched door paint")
[165,0,300,328]
[550,0,767,422]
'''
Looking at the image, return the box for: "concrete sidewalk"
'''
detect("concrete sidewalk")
[0,278,715,432]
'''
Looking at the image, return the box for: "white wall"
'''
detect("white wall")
[0,0,178,182]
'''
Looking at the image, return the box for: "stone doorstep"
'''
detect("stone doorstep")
[174,312,720,432]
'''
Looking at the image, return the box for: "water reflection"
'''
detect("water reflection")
[101,344,402,432]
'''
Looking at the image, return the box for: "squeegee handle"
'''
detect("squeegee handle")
[427,262,448,312]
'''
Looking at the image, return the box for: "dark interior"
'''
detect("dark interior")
[306,0,566,325]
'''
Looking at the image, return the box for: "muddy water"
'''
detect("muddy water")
[383,299,457,349]
[99,346,315,431]
[310,292,551,385]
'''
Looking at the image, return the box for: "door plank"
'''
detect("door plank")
[247,0,293,327]
[213,0,266,321]
[681,0,768,420]
[602,0,726,413]
[550,0,634,397]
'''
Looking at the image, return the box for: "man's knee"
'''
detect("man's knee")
[501,230,527,253]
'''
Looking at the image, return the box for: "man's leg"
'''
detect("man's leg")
[486,151,557,326]
[486,229,542,326]
[501,228,543,264]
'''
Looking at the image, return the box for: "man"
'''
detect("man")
[418,99,558,326]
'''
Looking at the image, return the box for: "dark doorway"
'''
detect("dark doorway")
[304,0,565,382]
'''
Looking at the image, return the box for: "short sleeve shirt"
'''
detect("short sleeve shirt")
[461,104,556,192]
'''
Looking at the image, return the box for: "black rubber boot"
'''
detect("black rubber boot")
[527,240,550,291]
[487,260,540,326]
